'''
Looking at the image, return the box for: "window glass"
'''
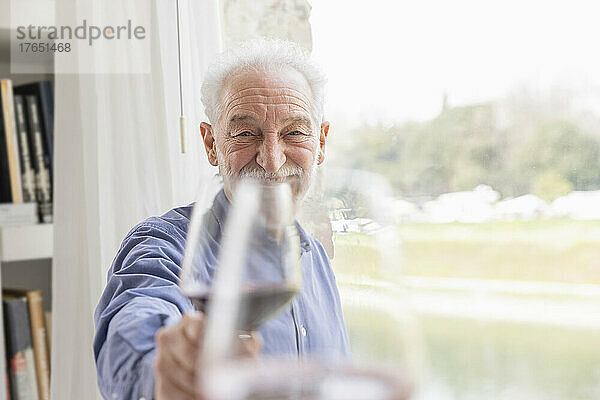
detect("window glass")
[309,1,600,399]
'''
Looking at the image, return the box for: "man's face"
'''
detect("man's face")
[200,67,328,201]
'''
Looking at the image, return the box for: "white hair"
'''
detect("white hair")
[201,38,327,129]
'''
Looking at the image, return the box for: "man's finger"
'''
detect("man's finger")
[181,311,205,347]
[156,322,198,372]
[156,349,198,396]
[235,331,262,357]
[155,312,205,375]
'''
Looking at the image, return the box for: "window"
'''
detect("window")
[309,1,600,399]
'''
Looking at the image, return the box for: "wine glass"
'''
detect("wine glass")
[178,173,225,300]
[195,167,424,400]
[179,176,302,362]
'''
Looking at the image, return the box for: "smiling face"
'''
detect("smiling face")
[200,67,329,201]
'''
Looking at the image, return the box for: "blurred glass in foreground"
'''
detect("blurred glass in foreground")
[185,169,424,399]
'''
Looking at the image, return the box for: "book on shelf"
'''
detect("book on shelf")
[43,312,51,361]
[0,79,54,224]
[22,96,52,223]
[3,290,50,400]
[0,80,23,204]
[13,96,36,204]
[2,293,39,400]
[12,83,53,182]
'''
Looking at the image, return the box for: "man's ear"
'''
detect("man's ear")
[200,122,219,166]
[317,121,330,165]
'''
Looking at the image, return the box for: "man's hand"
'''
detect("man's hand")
[154,311,262,400]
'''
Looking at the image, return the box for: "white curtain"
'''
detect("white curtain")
[51,1,220,398]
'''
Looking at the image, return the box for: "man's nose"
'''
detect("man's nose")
[256,138,286,173]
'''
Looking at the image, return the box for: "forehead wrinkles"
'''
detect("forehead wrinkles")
[223,87,312,116]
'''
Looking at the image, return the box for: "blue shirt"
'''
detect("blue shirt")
[93,190,350,400]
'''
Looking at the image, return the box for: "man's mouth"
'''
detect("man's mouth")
[262,176,292,183]
[239,169,303,183]
[243,175,299,186]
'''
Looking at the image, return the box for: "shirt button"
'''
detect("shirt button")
[301,325,307,337]
[140,398,146,400]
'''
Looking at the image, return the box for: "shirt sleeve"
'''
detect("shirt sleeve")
[93,220,194,400]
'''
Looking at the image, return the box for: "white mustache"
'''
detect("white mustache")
[239,165,304,180]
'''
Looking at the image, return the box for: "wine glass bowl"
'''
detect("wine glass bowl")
[230,180,302,331]
[179,177,302,332]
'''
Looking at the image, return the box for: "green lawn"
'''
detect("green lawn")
[332,219,600,399]
[420,316,600,399]
[332,218,600,284]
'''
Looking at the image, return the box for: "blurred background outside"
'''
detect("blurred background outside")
[224,1,600,399]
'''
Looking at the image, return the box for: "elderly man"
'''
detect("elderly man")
[93,38,350,400]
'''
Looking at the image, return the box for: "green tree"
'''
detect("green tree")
[329,103,600,199]
[519,120,600,191]
[532,170,573,201]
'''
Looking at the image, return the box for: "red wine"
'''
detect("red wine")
[189,283,299,331]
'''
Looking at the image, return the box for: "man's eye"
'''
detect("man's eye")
[235,131,254,137]
[288,131,304,136]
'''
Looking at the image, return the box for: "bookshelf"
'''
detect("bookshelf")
[0,3,55,399]
[0,226,53,400]
[0,225,53,400]
[0,224,53,262]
